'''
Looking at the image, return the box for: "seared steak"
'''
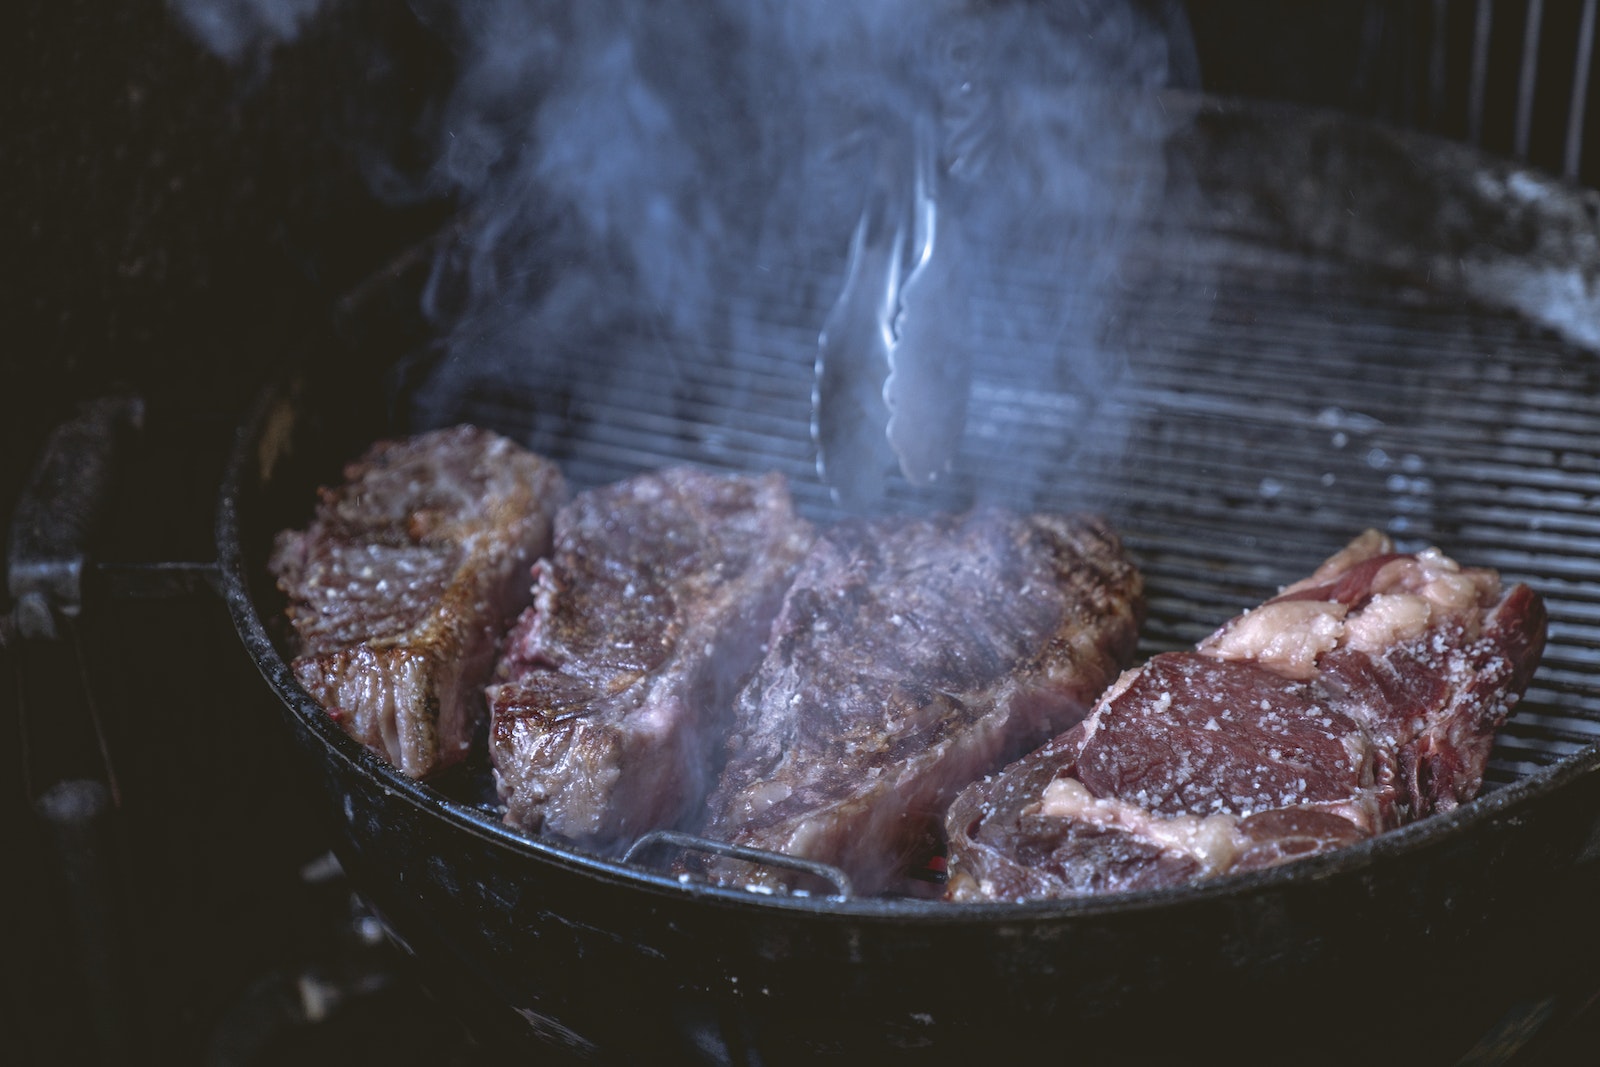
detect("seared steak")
[946,530,1548,901]
[269,426,567,779]
[488,468,815,848]
[701,511,1144,895]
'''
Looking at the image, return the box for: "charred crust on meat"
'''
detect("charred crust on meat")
[486,468,816,849]
[270,426,568,780]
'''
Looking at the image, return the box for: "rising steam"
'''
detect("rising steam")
[168,0,329,65]
[415,0,1194,505]
[172,0,1198,510]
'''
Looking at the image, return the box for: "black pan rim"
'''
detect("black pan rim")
[216,378,1600,924]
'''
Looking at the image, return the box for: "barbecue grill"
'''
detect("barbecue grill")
[12,2,1600,1064]
[206,96,1600,1065]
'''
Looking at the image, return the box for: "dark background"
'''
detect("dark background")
[4,2,1597,1063]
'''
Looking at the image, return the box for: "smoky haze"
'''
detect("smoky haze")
[406,0,1197,511]
[171,0,1199,512]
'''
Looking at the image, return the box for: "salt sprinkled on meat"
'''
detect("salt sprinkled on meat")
[945,529,1547,900]
[700,510,1142,895]
[487,468,815,849]
[270,427,568,779]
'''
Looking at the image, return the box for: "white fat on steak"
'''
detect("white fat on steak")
[1203,543,1496,674]
[945,530,1547,901]
[1036,777,1245,876]
[1199,600,1348,680]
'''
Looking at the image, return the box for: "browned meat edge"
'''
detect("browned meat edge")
[488,468,815,849]
[700,510,1144,895]
[270,426,568,779]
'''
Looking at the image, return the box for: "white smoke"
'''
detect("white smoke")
[172,0,1199,509]
[167,0,329,65]
[410,2,1194,493]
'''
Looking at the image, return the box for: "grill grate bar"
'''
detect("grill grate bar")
[471,357,1600,532]
[441,225,1600,784]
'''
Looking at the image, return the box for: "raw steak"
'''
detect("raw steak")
[488,468,815,848]
[270,426,568,779]
[701,511,1143,895]
[945,530,1547,901]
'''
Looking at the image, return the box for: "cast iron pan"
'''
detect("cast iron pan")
[220,99,1600,1064]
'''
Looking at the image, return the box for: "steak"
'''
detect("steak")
[488,468,815,848]
[700,511,1144,895]
[945,530,1548,901]
[269,426,568,779]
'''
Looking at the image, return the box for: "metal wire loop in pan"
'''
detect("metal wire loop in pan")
[623,830,856,900]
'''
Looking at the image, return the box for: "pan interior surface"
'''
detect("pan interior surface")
[258,106,1600,907]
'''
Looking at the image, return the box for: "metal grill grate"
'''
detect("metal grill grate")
[1359,0,1600,184]
[434,220,1600,795]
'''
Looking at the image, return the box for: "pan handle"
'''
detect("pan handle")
[7,397,145,640]
[5,397,220,643]
[623,830,855,901]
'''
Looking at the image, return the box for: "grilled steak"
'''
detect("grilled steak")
[701,511,1144,895]
[945,530,1548,901]
[269,426,568,779]
[488,468,815,848]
